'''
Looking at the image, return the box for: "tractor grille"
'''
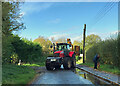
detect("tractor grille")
[54,53,60,57]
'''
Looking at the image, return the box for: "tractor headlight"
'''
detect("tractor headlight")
[51,59,56,61]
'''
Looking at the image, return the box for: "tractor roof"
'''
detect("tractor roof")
[57,43,69,45]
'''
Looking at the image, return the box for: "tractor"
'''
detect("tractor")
[46,39,80,70]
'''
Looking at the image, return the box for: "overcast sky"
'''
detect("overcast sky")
[16,1,118,42]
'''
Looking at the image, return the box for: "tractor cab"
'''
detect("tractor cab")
[56,43,70,51]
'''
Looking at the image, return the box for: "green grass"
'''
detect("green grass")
[99,64,120,75]
[2,64,36,85]
[80,62,120,75]
[22,62,45,67]
[79,62,94,67]
[76,60,83,64]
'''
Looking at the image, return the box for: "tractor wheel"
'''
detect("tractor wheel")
[55,65,61,69]
[46,64,52,70]
[71,58,76,68]
[63,57,71,70]
[71,54,76,68]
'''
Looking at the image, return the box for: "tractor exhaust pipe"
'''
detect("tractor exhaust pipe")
[53,43,55,53]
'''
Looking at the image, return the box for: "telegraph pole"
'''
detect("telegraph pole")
[83,24,86,63]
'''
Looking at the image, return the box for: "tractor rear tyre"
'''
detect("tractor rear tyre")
[63,57,71,70]
[71,54,76,68]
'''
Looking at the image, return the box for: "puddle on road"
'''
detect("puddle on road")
[73,68,111,85]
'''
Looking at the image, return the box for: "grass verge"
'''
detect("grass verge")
[2,64,36,85]
[79,62,120,75]
[22,62,45,67]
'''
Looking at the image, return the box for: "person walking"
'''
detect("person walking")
[93,54,100,70]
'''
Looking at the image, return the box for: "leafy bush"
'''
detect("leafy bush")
[76,56,79,61]
[2,35,15,63]
[10,53,18,64]
[11,35,43,63]
[86,34,119,68]
[2,34,44,64]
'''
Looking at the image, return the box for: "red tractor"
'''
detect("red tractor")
[46,39,77,70]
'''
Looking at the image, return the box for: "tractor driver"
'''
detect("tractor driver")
[62,46,65,50]
[62,46,67,51]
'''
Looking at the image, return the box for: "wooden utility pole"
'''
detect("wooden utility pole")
[83,24,86,63]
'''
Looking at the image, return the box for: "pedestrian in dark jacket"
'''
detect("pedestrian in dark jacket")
[93,54,100,69]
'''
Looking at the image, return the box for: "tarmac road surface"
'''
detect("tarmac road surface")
[31,67,93,85]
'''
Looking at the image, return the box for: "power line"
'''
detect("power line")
[88,0,117,31]
[92,0,113,22]
[90,1,115,27]
[87,0,113,32]
[93,1,117,26]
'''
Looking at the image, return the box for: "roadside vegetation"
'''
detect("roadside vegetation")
[2,2,47,85]
[86,34,119,68]
[80,63,120,75]
[2,64,35,85]
[75,33,120,75]
[22,54,48,67]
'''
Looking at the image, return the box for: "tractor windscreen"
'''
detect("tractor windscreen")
[57,43,70,51]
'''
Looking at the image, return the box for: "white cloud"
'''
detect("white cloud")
[87,32,97,36]
[21,3,53,15]
[48,33,83,43]
[49,33,69,40]
[110,30,120,35]
[87,30,119,40]
[71,35,83,42]
[48,30,119,43]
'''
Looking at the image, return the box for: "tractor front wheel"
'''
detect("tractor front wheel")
[46,63,52,70]
[71,54,76,68]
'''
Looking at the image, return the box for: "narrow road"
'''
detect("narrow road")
[31,68,93,84]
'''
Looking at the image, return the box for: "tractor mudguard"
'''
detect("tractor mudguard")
[69,51,74,57]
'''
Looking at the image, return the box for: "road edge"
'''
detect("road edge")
[76,65,120,85]
[26,66,46,86]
